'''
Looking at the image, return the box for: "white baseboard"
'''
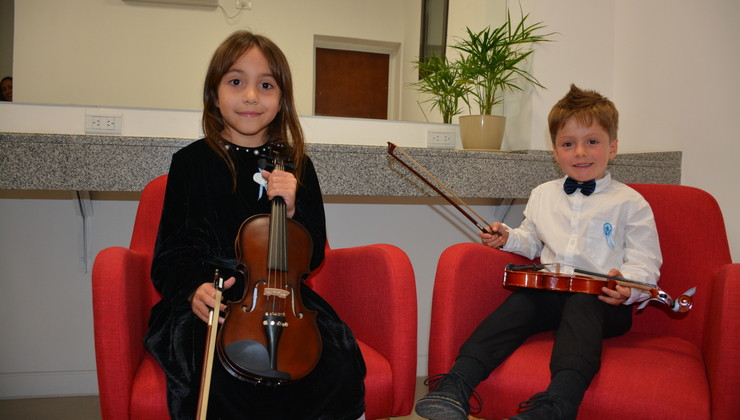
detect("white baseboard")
[0,370,98,399]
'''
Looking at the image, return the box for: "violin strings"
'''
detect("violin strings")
[268,206,275,313]
[273,159,287,315]
[278,200,286,314]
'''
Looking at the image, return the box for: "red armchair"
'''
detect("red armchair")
[427,184,739,420]
[92,175,417,420]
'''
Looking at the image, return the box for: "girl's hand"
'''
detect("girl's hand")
[190,276,236,323]
[261,169,297,218]
[479,222,508,249]
[598,269,631,305]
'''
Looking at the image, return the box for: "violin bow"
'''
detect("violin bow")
[387,142,500,235]
[196,270,224,420]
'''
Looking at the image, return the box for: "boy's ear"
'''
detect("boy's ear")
[609,138,619,159]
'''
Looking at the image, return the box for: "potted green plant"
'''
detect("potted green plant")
[410,8,553,149]
[410,55,468,124]
[453,9,553,149]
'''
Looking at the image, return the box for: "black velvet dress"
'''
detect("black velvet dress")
[143,139,366,420]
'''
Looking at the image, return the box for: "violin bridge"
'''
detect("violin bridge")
[263,288,290,299]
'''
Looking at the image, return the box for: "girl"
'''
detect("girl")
[144,31,366,420]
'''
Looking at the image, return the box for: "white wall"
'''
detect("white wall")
[12,0,416,117]
[523,0,740,259]
[613,0,740,264]
[1,0,738,399]
[10,0,503,124]
[0,191,139,397]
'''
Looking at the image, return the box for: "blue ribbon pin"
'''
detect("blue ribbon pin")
[603,222,615,249]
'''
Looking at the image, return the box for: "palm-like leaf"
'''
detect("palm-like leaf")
[411,55,469,124]
[452,8,553,115]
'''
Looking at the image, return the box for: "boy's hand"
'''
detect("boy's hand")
[598,269,631,305]
[479,222,508,249]
[190,276,236,324]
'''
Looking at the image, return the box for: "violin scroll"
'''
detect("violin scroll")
[670,287,696,313]
[257,142,295,172]
[674,288,696,313]
[637,287,695,313]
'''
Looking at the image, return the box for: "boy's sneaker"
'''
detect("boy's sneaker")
[505,392,578,420]
[414,373,481,420]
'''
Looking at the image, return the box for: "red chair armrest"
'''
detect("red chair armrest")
[92,247,155,420]
[702,263,740,420]
[428,243,533,375]
[307,243,417,414]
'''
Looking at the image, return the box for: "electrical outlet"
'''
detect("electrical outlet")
[427,130,456,149]
[85,114,122,135]
[235,0,252,9]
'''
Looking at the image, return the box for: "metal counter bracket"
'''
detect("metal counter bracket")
[75,191,93,273]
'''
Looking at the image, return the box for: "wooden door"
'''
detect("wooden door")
[314,48,389,120]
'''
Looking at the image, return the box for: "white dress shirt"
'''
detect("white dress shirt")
[502,173,663,304]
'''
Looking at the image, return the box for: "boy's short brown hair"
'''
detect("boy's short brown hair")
[548,84,618,144]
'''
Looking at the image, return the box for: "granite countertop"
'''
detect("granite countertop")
[0,133,682,198]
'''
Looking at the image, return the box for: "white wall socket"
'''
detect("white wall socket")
[85,114,122,135]
[427,130,456,149]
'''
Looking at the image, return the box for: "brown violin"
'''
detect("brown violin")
[503,264,695,313]
[216,146,321,385]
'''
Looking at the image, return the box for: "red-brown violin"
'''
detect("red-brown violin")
[504,263,695,313]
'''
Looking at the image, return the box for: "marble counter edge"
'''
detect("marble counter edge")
[0,133,682,197]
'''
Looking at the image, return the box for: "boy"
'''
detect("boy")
[415,84,662,420]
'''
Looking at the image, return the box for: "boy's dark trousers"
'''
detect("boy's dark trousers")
[455,287,633,394]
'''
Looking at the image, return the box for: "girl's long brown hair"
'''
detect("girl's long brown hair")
[202,31,306,192]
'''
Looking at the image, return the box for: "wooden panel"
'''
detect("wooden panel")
[315,48,389,120]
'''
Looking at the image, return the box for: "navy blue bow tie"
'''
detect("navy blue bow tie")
[563,177,596,196]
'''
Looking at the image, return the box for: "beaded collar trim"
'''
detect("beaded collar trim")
[224,142,269,156]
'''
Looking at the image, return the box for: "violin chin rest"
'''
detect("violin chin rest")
[224,340,291,382]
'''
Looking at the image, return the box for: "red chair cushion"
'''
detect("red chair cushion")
[472,332,710,420]
[130,353,169,420]
[357,340,393,420]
